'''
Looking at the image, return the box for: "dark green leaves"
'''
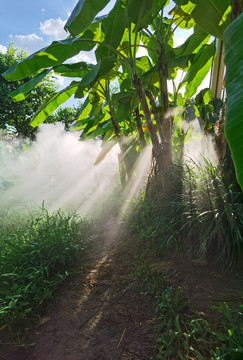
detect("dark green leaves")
[127,0,167,31]
[79,61,101,87]
[96,0,128,74]
[225,12,243,191]
[190,0,231,39]
[53,62,92,78]
[65,0,111,36]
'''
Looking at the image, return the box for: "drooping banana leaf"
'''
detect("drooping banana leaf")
[183,43,216,99]
[3,23,100,81]
[65,0,111,37]
[224,12,243,191]
[30,81,79,127]
[173,0,231,39]
[95,1,128,75]
[127,0,167,31]
[9,69,51,101]
[53,62,92,78]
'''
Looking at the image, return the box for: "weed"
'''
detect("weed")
[211,302,243,359]
[129,158,243,358]
[0,207,91,336]
[130,159,243,269]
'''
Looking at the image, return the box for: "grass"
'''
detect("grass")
[136,253,243,359]
[130,160,243,268]
[0,206,92,339]
[129,159,243,358]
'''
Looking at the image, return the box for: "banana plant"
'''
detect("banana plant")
[2,0,235,185]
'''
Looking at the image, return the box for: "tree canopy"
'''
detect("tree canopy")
[0,44,56,139]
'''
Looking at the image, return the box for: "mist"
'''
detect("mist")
[0,124,120,214]
[182,116,218,166]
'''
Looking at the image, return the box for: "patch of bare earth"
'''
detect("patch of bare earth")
[3,220,159,360]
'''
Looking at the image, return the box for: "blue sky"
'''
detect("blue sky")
[0,0,115,55]
[0,0,117,107]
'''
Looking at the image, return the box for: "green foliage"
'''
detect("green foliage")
[65,0,110,37]
[133,214,243,359]
[0,45,56,139]
[2,28,100,81]
[30,81,79,127]
[136,261,219,358]
[0,208,91,334]
[183,161,243,269]
[172,0,231,39]
[183,43,216,99]
[225,12,243,192]
[47,105,82,131]
[130,160,243,268]
[2,0,240,186]
[211,302,243,359]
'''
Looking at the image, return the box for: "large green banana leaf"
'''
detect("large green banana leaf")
[183,43,216,99]
[9,69,51,101]
[30,81,79,127]
[173,0,231,39]
[65,0,111,36]
[225,12,243,191]
[3,24,100,81]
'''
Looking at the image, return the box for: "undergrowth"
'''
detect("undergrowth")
[136,255,243,359]
[130,160,243,268]
[129,159,243,358]
[0,207,92,339]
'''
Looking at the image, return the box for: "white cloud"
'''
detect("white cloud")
[41,8,45,12]
[40,17,67,40]
[70,51,97,64]
[9,34,45,54]
[0,44,7,54]
[54,74,67,88]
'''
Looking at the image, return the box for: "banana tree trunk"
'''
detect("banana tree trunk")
[133,74,162,171]
[158,50,173,166]
[109,107,133,179]
[134,107,146,149]
[211,39,225,99]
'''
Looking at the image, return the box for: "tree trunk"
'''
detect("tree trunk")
[109,107,133,179]
[134,107,146,149]
[158,50,173,166]
[133,74,161,171]
[145,90,164,143]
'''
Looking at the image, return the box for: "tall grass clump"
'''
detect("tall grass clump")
[0,207,91,336]
[183,159,243,268]
[130,159,243,268]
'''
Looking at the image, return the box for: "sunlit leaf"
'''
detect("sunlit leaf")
[9,69,51,101]
[31,81,79,127]
[65,0,111,36]
[183,43,215,98]
[3,25,100,81]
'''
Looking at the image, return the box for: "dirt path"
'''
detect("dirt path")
[4,220,158,360]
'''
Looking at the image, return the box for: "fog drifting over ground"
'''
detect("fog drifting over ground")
[0,124,119,214]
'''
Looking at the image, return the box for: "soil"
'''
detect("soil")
[2,219,159,360]
[2,219,243,360]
